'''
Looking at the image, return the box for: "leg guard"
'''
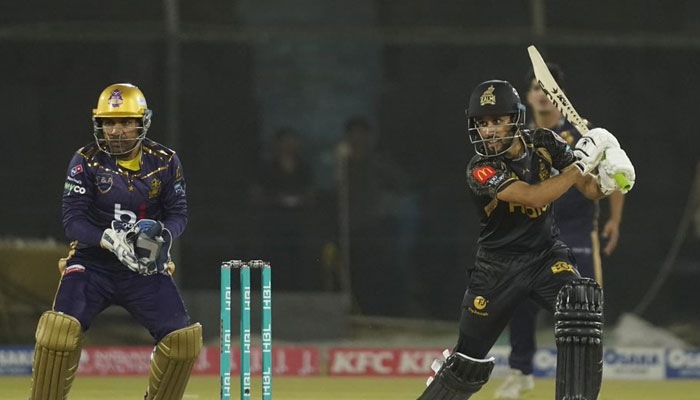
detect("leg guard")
[555,278,603,400]
[145,323,203,400]
[417,351,494,400]
[30,311,83,400]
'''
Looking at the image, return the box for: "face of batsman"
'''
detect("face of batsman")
[92,83,152,157]
[466,80,525,157]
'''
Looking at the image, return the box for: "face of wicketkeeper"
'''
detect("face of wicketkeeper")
[100,117,142,157]
[526,79,558,114]
[476,114,515,154]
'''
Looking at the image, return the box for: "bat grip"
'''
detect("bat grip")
[613,173,631,192]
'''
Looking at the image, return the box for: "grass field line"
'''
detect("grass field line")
[3,376,700,400]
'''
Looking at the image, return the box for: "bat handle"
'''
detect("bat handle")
[613,173,631,192]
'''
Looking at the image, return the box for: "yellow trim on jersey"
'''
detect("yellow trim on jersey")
[142,143,174,161]
[117,148,142,171]
[53,242,78,310]
[535,148,553,165]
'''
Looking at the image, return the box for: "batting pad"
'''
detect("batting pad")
[145,323,203,400]
[30,311,83,400]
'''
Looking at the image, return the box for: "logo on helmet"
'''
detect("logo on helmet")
[480,85,496,106]
[108,89,124,108]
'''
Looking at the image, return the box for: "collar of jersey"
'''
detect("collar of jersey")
[116,148,142,171]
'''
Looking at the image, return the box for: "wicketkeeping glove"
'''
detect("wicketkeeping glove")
[100,221,140,272]
[132,219,172,275]
[598,147,635,194]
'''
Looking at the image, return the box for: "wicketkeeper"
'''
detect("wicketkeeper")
[416,79,635,400]
[29,83,202,400]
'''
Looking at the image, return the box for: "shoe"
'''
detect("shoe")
[493,369,535,399]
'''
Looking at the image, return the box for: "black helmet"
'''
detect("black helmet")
[465,80,526,157]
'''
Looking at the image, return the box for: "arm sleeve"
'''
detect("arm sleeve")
[160,153,188,239]
[532,128,577,171]
[62,153,103,246]
[466,158,515,198]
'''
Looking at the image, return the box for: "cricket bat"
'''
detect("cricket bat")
[527,45,631,191]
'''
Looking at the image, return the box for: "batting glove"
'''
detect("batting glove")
[599,147,635,194]
[572,128,619,175]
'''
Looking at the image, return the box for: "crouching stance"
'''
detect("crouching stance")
[30,83,201,399]
[417,79,630,399]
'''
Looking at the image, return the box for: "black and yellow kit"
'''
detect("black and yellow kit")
[456,128,582,358]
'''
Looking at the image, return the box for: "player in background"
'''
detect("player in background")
[416,79,635,400]
[29,83,201,400]
[494,64,626,399]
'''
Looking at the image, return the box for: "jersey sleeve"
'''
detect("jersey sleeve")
[466,157,516,198]
[62,152,103,245]
[160,153,188,239]
[532,128,577,171]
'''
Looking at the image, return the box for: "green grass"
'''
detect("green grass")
[4,376,699,399]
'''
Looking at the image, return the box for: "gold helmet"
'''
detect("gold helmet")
[92,83,152,156]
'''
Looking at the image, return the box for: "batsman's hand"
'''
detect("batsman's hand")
[598,147,635,194]
[100,221,140,272]
[573,127,618,175]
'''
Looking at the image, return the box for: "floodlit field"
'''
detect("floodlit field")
[3,376,699,400]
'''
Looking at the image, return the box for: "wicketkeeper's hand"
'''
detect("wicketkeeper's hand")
[100,221,140,272]
[133,219,172,275]
[597,147,635,194]
[573,127,619,175]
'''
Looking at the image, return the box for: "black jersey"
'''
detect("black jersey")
[466,128,577,253]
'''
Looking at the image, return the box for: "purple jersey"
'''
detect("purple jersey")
[62,138,187,267]
[551,119,596,234]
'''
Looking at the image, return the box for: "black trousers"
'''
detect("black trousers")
[455,241,581,359]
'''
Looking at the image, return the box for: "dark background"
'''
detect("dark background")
[2,0,699,327]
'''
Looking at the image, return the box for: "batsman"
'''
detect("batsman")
[29,83,202,399]
[416,80,635,400]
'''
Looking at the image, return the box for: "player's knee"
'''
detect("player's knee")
[35,311,82,351]
[157,323,203,361]
[555,278,603,325]
[417,351,494,400]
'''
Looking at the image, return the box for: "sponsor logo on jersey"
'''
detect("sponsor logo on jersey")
[174,181,185,196]
[70,164,83,176]
[473,166,497,184]
[508,202,548,219]
[108,89,123,108]
[114,203,137,224]
[64,264,86,276]
[64,182,86,196]
[66,176,82,185]
[480,85,496,106]
[148,178,161,199]
[96,173,113,194]
[473,296,488,310]
[468,295,489,317]
[550,261,574,274]
[487,174,505,186]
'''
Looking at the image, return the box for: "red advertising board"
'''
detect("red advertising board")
[77,346,320,376]
[328,348,445,376]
